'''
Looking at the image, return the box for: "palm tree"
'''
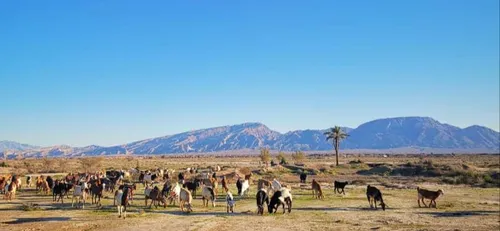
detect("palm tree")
[324,126,349,166]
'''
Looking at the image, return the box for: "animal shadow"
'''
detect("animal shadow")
[418,210,497,217]
[3,217,71,224]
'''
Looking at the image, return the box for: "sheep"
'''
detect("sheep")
[179,187,193,213]
[311,179,324,199]
[417,187,444,208]
[268,188,292,214]
[334,181,348,195]
[256,189,269,215]
[226,191,235,213]
[366,185,386,211]
[201,184,216,207]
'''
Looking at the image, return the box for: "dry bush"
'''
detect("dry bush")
[41,158,58,173]
[79,157,103,172]
[292,151,306,165]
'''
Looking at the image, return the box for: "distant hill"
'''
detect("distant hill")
[2,117,499,158]
[0,140,39,152]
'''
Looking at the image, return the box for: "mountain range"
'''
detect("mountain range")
[1,117,498,158]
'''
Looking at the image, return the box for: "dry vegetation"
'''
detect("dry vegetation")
[0,154,499,231]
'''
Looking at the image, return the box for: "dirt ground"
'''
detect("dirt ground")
[0,155,499,231]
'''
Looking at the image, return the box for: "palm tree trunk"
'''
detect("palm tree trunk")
[335,138,339,166]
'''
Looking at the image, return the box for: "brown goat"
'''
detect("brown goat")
[417,187,444,208]
[311,179,324,199]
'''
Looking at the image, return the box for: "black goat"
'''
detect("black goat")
[366,185,386,211]
[183,179,200,199]
[236,178,242,195]
[256,189,269,215]
[299,172,307,183]
[52,181,67,203]
[334,181,348,195]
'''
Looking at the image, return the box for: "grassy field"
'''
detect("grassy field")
[0,154,499,231]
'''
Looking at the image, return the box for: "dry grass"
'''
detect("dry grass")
[0,154,498,231]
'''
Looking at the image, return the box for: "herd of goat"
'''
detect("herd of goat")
[0,167,445,218]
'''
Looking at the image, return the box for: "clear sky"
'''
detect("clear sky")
[0,0,498,147]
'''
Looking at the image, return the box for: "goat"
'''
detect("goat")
[52,180,67,203]
[13,176,22,191]
[226,191,235,213]
[334,181,348,195]
[311,179,324,199]
[183,178,200,199]
[167,182,181,206]
[210,177,219,197]
[46,176,54,190]
[142,173,158,187]
[299,172,307,183]
[26,176,32,188]
[221,176,229,193]
[256,189,269,215]
[0,177,7,194]
[71,182,87,209]
[200,184,216,207]
[179,187,193,213]
[257,179,271,190]
[115,186,131,218]
[271,179,282,192]
[4,182,17,201]
[268,188,292,214]
[366,185,386,211]
[90,180,105,206]
[178,172,185,184]
[145,186,166,208]
[114,184,136,206]
[237,179,250,197]
[161,180,172,198]
[417,187,444,208]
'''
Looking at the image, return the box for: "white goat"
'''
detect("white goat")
[201,185,216,207]
[239,179,250,197]
[168,182,181,205]
[179,187,193,213]
[71,184,87,209]
[272,179,282,192]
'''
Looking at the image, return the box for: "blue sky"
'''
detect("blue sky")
[0,0,498,147]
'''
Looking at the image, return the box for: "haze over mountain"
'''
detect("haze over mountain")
[1,117,498,158]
